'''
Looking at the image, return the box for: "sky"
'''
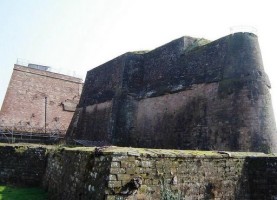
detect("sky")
[1,0,277,116]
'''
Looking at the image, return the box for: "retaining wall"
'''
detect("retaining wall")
[43,147,277,200]
[1,144,277,199]
[0,144,47,186]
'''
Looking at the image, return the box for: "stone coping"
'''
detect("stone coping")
[1,143,277,158]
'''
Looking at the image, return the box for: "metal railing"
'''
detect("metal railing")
[16,58,82,79]
[0,125,66,144]
[230,26,258,35]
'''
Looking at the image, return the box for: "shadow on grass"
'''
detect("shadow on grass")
[0,185,47,200]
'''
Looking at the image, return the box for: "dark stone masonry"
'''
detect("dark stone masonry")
[0,144,47,186]
[67,32,277,152]
[1,144,277,199]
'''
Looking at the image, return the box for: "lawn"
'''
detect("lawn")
[0,185,47,200]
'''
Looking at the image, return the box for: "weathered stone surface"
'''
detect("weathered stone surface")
[1,144,277,199]
[66,33,277,152]
[0,143,47,186]
[42,146,277,200]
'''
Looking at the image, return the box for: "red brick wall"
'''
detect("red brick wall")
[0,65,83,134]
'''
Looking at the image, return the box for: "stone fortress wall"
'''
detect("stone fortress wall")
[67,32,277,152]
[1,144,277,200]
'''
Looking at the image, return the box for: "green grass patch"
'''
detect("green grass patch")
[0,185,47,200]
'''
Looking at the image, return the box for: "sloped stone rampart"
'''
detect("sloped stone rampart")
[67,33,277,152]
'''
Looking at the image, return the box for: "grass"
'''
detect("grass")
[0,185,47,200]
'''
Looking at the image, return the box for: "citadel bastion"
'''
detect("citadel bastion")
[67,32,277,153]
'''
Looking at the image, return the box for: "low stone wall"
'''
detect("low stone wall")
[0,144,47,186]
[1,144,277,199]
[43,146,277,200]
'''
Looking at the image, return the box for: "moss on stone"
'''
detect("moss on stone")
[131,50,150,54]
[54,146,272,159]
[184,38,211,53]
[218,78,245,98]
[0,143,273,159]
[14,146,28,154]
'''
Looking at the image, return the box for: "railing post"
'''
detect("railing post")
[45,97,47,134]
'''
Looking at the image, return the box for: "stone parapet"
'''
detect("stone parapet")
[43,146,277,199]
[1,144,277,199]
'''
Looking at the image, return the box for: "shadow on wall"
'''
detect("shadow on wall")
[235,157,277,199]
[43,149,112,200]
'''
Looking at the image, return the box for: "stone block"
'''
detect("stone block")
[106,195,124,200]
[121,161,136,168]
[135,167,145,174]
[112,156,129,161]
[108,181,122,188]
[108,174,117,181]
[141,161,153,168]
[126,168,136,174]
[111,162,120,168]
[117,174,131,181]
[110,168,126,174]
